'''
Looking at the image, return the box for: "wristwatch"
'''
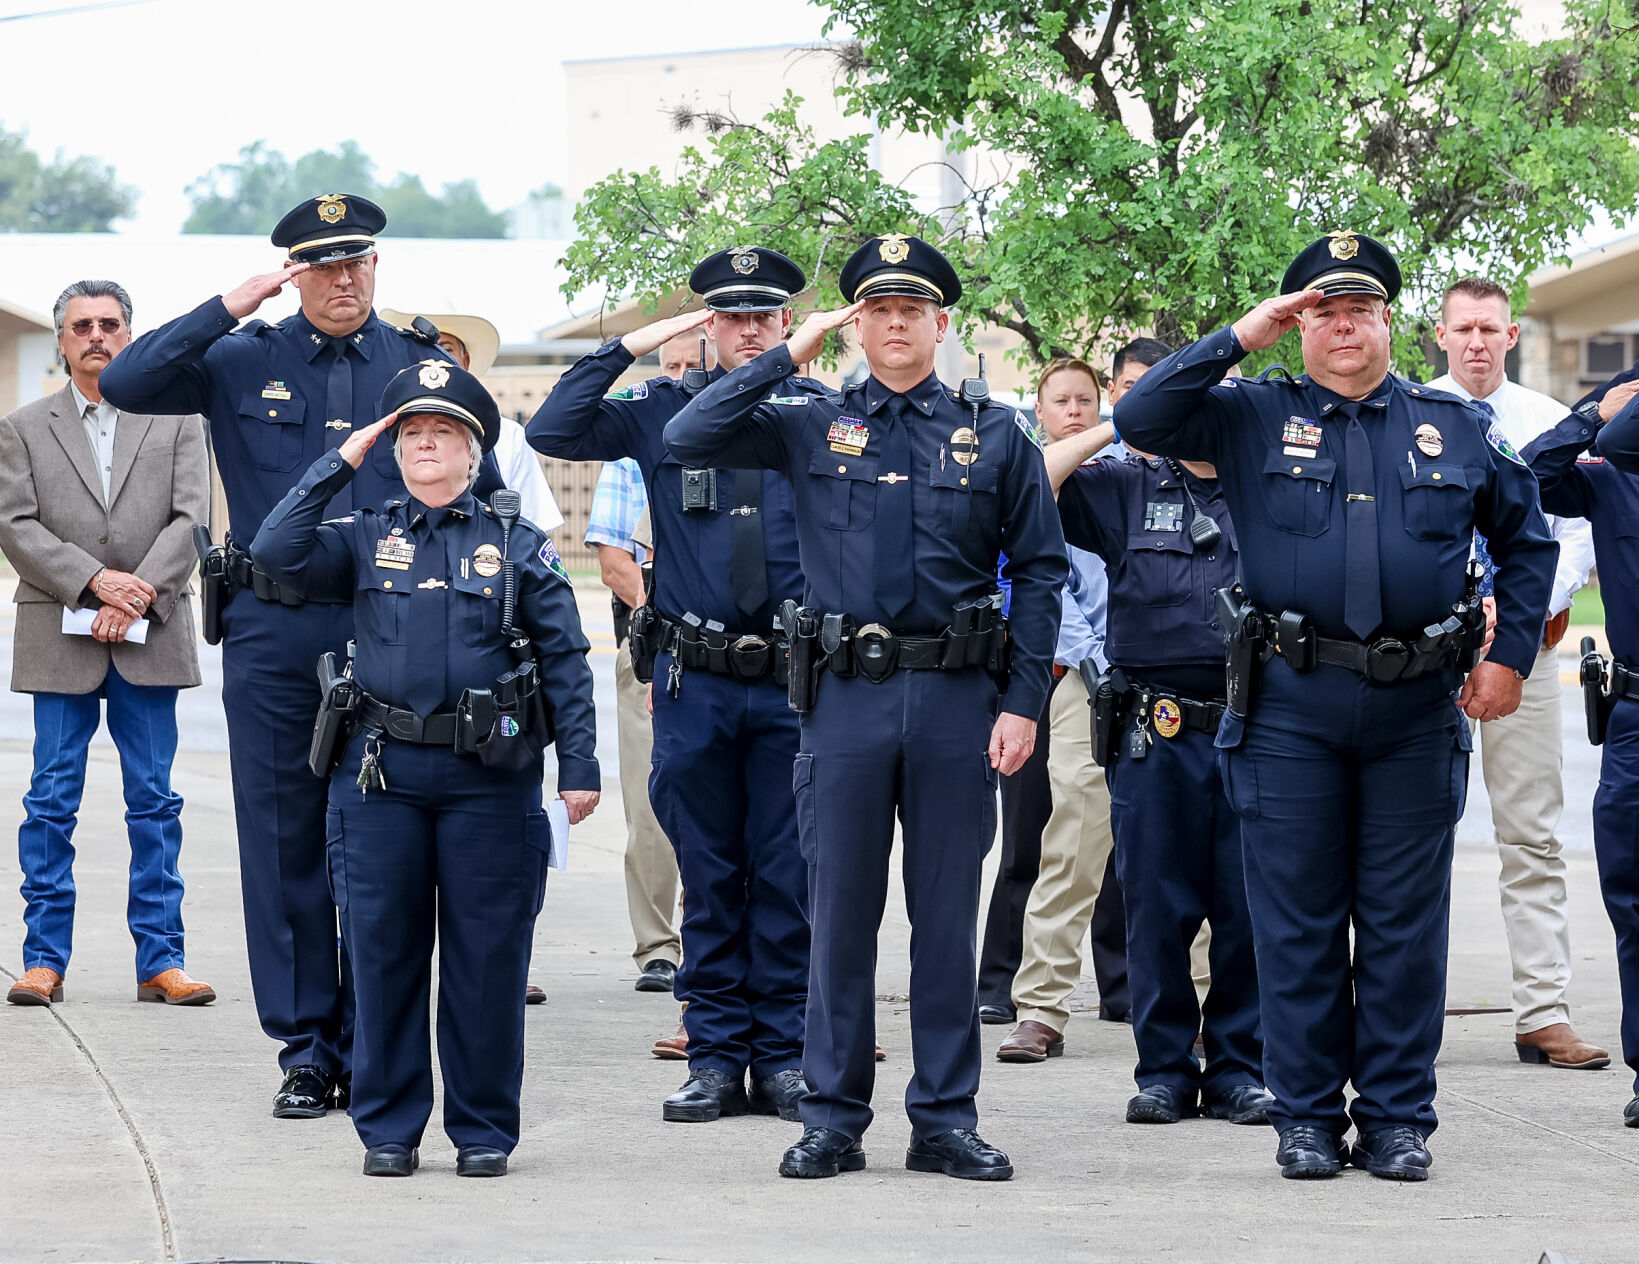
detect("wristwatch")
[1573,398,1604,425]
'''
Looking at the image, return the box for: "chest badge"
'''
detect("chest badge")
[472,543,503,578]
[261,380,292,401]
[828,419,870,455]
[1414,423,1444,457]
[1152,698,1183,739]
[948,425,980,466]
[374,535,415,570]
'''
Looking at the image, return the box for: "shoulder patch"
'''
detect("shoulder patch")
[1486,420,1526,465]
[1012,408,1046,447]
[605,381,650,402]
[538,537,570,581]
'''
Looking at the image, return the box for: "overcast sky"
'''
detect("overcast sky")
[0,0,832,233]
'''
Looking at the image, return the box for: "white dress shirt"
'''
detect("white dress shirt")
[70,380,118,506]
[1427,372,1595,618]
[493,416,565,533]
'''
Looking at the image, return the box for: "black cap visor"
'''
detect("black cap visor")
[289,236,378,265]
[701,283,791,313]
[391,397,492,452]
[1302,269,1389,300]
[853,274,945,305]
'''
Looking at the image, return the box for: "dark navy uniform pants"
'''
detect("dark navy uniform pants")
[1107,718,1261,1097]
[1594,699,1639,1093]
[219,593,353,1074]
[1219,660,1469,1139]
[796,669,999,1142]
[649,652,808,1079]
[328,736,549,1153]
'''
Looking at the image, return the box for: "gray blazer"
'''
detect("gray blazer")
[0,384,208,693]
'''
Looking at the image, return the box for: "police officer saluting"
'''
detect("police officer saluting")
[1042,423,1271,1129]
[666,235,1067,1181]
[528,247,819,1125]
[99,195,492,1117]
[1116,232,1556,1181]
[252,361,598,1177]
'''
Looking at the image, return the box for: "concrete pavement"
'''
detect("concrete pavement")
[1,592,1636,1263]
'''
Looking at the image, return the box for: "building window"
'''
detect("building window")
[1584,335,1633,379]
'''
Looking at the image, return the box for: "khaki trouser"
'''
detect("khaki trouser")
[1013,670,1117,1032]
[1475,641,1573,1033]
[615,642,681,966]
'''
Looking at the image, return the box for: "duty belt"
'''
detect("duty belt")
[822,626,957,680]
[224,545,311,607]
[355,694,462,745]
[661,614,782,683]
[1122,682,1225,738]
[1264,610,1469,684]
[1612,661,1639,703]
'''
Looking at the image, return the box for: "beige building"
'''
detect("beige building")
[0,298,58,417]
[1520,232,1639,405]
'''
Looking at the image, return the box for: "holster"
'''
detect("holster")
[783,600,823,714]
[1581,637,1614,746]
[628,603,661,684]
[612,594,633,647]
[1091,666,1128,768]
[308,651,358,777]
[193,525,231,646]
[1217,584,1267,718]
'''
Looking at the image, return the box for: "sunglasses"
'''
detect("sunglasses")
[67,318,125,337]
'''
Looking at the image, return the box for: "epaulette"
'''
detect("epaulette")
[241,319,278,337]
[1403,382,1474,408]
[1252,364,1300,386]
[789,375,833,394]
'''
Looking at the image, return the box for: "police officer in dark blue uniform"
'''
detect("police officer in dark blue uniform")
[1522,371,1639,1128]
[527,247,819,1125]
[252,361,598,1177]
[665,234,1067,1182]
[1042,421,1271,1128]
[98,195,505,1117]
[1116,231,1556,1181]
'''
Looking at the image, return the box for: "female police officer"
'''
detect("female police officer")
[253,359,599,1178]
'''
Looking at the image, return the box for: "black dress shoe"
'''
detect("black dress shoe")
[662,1067,748,1122]
[906,1128,1014,1181]
[362,1144,418,1177]
[1126,1083,1199,1124]
[635,959,677,994]
[749,1068,807,1122]
[1351,1125,1432,1181]
[1276,1125,1349,1179]
[1203,1083,1275,1125]
[331,1072,352,1112]
[1625,1096,1639,1128]
[272,1065,333,1119]
[779,1127,865,1178]
[456,1145,509,1177]
[978,1003,1015,1025]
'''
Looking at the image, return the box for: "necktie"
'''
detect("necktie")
[404,515,450,717]
[327,337,355,515]
[1342,401,1383,639]
[729,469,767,622]
[874,395,915,619]
[1471,400,1497,598]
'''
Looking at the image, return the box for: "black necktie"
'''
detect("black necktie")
[730,469,767,622]
[327,337,354,514]
[404,515,450,717]
[1341,401,1383,639]
[874,395,915,619]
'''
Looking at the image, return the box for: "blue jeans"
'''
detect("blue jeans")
[18,663,186,982]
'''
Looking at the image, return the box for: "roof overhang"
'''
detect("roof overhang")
[1525,233,1639,339]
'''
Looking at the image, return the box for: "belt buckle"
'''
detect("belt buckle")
[1365,638,1410,684]
[855,622,898,682]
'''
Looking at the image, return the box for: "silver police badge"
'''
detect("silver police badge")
[730,248,759,275]
[417,360,450,390]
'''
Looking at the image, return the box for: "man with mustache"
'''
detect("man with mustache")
[528,247,821,1126]
[1,279,213,1008]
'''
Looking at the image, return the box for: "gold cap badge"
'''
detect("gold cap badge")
[729,248,760,275]
[417,360,450,390]
[1326,230,1360,261]
[877,233,911,264]
[316,194,347,225]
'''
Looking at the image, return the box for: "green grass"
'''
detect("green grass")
[1572,583,1605,626]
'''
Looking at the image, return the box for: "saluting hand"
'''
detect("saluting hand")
[1230,290,1323,353]
[222,262,311,321]
[1597,379,1639,423]
[1459,659,1523,723]
[338,414,395,468]
[621,308,713,360]
[783,302,865,368]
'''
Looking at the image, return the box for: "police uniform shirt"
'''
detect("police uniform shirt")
[1058,454,1239,694]
[526,339,813,633]
[1113,326,1557,675]
[664,342,1070,722]
[99,296,455,540]
[251,452,600,790]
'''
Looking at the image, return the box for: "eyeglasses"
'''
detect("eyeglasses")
[67,318,125,337]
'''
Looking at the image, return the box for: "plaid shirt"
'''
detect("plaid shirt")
[584,456,649,560]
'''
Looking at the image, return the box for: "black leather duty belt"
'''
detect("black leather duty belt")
[356,694,461,745]
[226,549,328,607]
[823,625,953,682]
[1613,661,1639,703]
[1266,614,1462,684]
[661,615,782,682]
[1121,682,1225,739]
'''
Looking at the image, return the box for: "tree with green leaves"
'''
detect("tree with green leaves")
[183,140,508,238]
[566,0,1639,374]
[0,126,135,232]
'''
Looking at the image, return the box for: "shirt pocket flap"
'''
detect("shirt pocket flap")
[1262,451,1336,484]
[358,570,409,595]
[931,462,999,493]
[809,450,879,482]
[239,392,306,426]
[1126,529,1193,555]
[1397,463,1469,492]
[453,572,502,600]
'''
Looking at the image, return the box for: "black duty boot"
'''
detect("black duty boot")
[748,1068,806,1122]
[905,1128,1014,1181]
[779,1127,865,1178]
[662,1067,749,1122]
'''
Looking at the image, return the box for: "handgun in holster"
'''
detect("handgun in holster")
[782,599,823,714]
[627,560,661,683]
[1217,584,1268,719]
[1581,636,1613,746]
[1091,666,1127,768]
[193,524,230,646]
[308,650,359,777]
[1452,560,1489,674]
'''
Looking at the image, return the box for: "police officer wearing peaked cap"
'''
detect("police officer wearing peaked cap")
[251,360,599,1177]
[100,193,508,1118]
[528,245,822,1126]
[665,233,1069,1182]
[1115,230,1557,1181]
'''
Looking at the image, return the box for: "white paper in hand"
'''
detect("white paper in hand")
[546,796,571,871]
[61,607,149,644]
